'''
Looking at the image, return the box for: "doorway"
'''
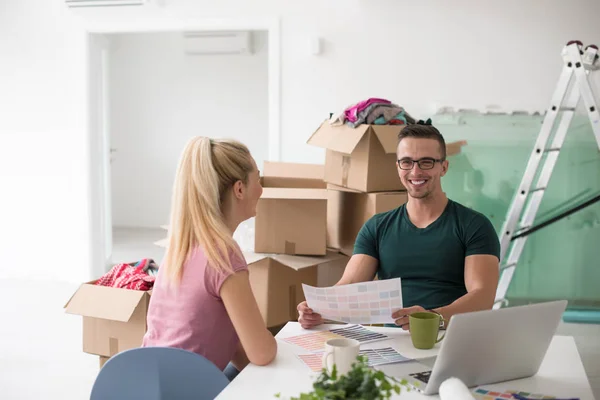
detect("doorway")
[87,21,280,278]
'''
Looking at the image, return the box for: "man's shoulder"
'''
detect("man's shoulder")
[448,199,492,226]
[366,204,404,228]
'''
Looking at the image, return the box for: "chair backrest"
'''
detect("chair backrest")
[90,347,230,400]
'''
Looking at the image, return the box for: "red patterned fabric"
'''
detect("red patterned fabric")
[95,261,155,291]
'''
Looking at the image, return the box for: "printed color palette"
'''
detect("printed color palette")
[297,353,326,372]
[283,325,389,352]
[283,330,341,352]
[359,347,412,366]
[302,278,403,324]
[297,347,412,372]
[329,324,389,343]
[473,388,557,399]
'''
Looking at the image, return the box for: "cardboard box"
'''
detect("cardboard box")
[255,162,328,256]
[327,184,408,255]
[307,122,468,192]
[245,250,349,327]
[307,121,405,192]
[64,282,151,359]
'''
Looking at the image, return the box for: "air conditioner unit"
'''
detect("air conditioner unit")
[65,0,146,7]
[183,31,254,56]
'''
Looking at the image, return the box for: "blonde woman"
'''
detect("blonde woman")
[142,137,277,380]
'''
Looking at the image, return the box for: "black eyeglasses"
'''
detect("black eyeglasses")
[397,158,444,170]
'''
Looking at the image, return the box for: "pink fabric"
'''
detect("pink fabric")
[344,97,391,123]
[95,262,155,291]
[141,246,248,371]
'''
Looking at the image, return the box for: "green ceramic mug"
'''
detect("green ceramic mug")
[409,312,445,349]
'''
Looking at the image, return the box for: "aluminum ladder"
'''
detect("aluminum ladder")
[494,40,600,309]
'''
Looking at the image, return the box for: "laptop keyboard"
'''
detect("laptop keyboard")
[409,370,432,384]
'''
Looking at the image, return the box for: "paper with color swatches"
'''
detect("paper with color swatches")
[473,387,559,399]
[302,278,402,324]
[297,347,413,372]
[283,324,389,352]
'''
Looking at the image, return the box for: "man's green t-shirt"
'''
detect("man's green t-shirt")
[354,199,500,310]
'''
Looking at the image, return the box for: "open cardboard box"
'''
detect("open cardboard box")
[307,121,468,192]
[245,250,349,328]
[64,280,152,364]
[66,249,350,366]
[307,121,405,192]
[327,184,408,255]
[255,161,328,256]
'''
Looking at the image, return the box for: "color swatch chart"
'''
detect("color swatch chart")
[297,347,413,372]
[302,278,402,324]
[359,347,412,366]
[283,325,389,352]
[473,387,559,399]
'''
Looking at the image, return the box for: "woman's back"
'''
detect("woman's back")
[142,246,248,371]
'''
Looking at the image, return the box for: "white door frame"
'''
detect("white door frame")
[84,17,281,278]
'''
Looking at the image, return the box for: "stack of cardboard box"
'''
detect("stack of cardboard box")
[64,119,466,367]
[306,122,411,256]
[244,160,349,329]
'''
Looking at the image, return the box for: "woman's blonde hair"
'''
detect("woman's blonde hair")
[162,136,255,284]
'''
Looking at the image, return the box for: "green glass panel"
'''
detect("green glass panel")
[434,113,600,309]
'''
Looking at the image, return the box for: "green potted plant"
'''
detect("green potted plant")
[275,355,410,400]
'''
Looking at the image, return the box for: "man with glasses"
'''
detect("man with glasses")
[298,121,500,330]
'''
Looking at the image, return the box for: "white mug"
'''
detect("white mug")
[321,338,360,376]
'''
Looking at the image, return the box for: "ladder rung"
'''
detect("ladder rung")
[500,263,517,271]
[513,226,530,235]
[559,107,576,111]
[530,187,546,193]
[544,148,561,152]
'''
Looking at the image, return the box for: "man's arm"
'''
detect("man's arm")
[335,254,378,285]
[433,213,501,325]
[432,254,499,325]
[393,254,499,329]
[393,213,500,329]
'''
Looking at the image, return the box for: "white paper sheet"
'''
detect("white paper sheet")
[302,278,403,324]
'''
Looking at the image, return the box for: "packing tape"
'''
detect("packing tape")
[285,241,296,255]
[99,356,109,369]
[109,337,119,356]
[342,156,351,187]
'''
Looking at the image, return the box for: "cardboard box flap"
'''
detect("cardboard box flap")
[446,140,467,156]
[64,284,148,322]
[243,250,346,271]
[271,251,345,271]
[243,252,269,264]
[263,161,324,180]
[307,122,370,155]
[326,183,362,193]
[371,125,405,154]
[260,187,328,200]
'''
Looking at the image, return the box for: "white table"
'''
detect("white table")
[217,322,595,399]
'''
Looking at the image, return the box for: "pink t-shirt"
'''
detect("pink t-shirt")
[141,246,248,371]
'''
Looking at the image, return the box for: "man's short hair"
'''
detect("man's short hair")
[397,121,447,160]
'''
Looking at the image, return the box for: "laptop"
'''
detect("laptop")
[402,300,568,395]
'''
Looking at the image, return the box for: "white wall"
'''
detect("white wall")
[108,31,268,228]
[2,0,599,282]
[0,0,92,282]
[72,0,600,165]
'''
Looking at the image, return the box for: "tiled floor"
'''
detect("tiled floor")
[0,227,597,399]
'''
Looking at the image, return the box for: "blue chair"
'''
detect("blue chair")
[90,347,230,400]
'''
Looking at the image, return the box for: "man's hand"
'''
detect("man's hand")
[297,301,323,329]
[391,305,426,331]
